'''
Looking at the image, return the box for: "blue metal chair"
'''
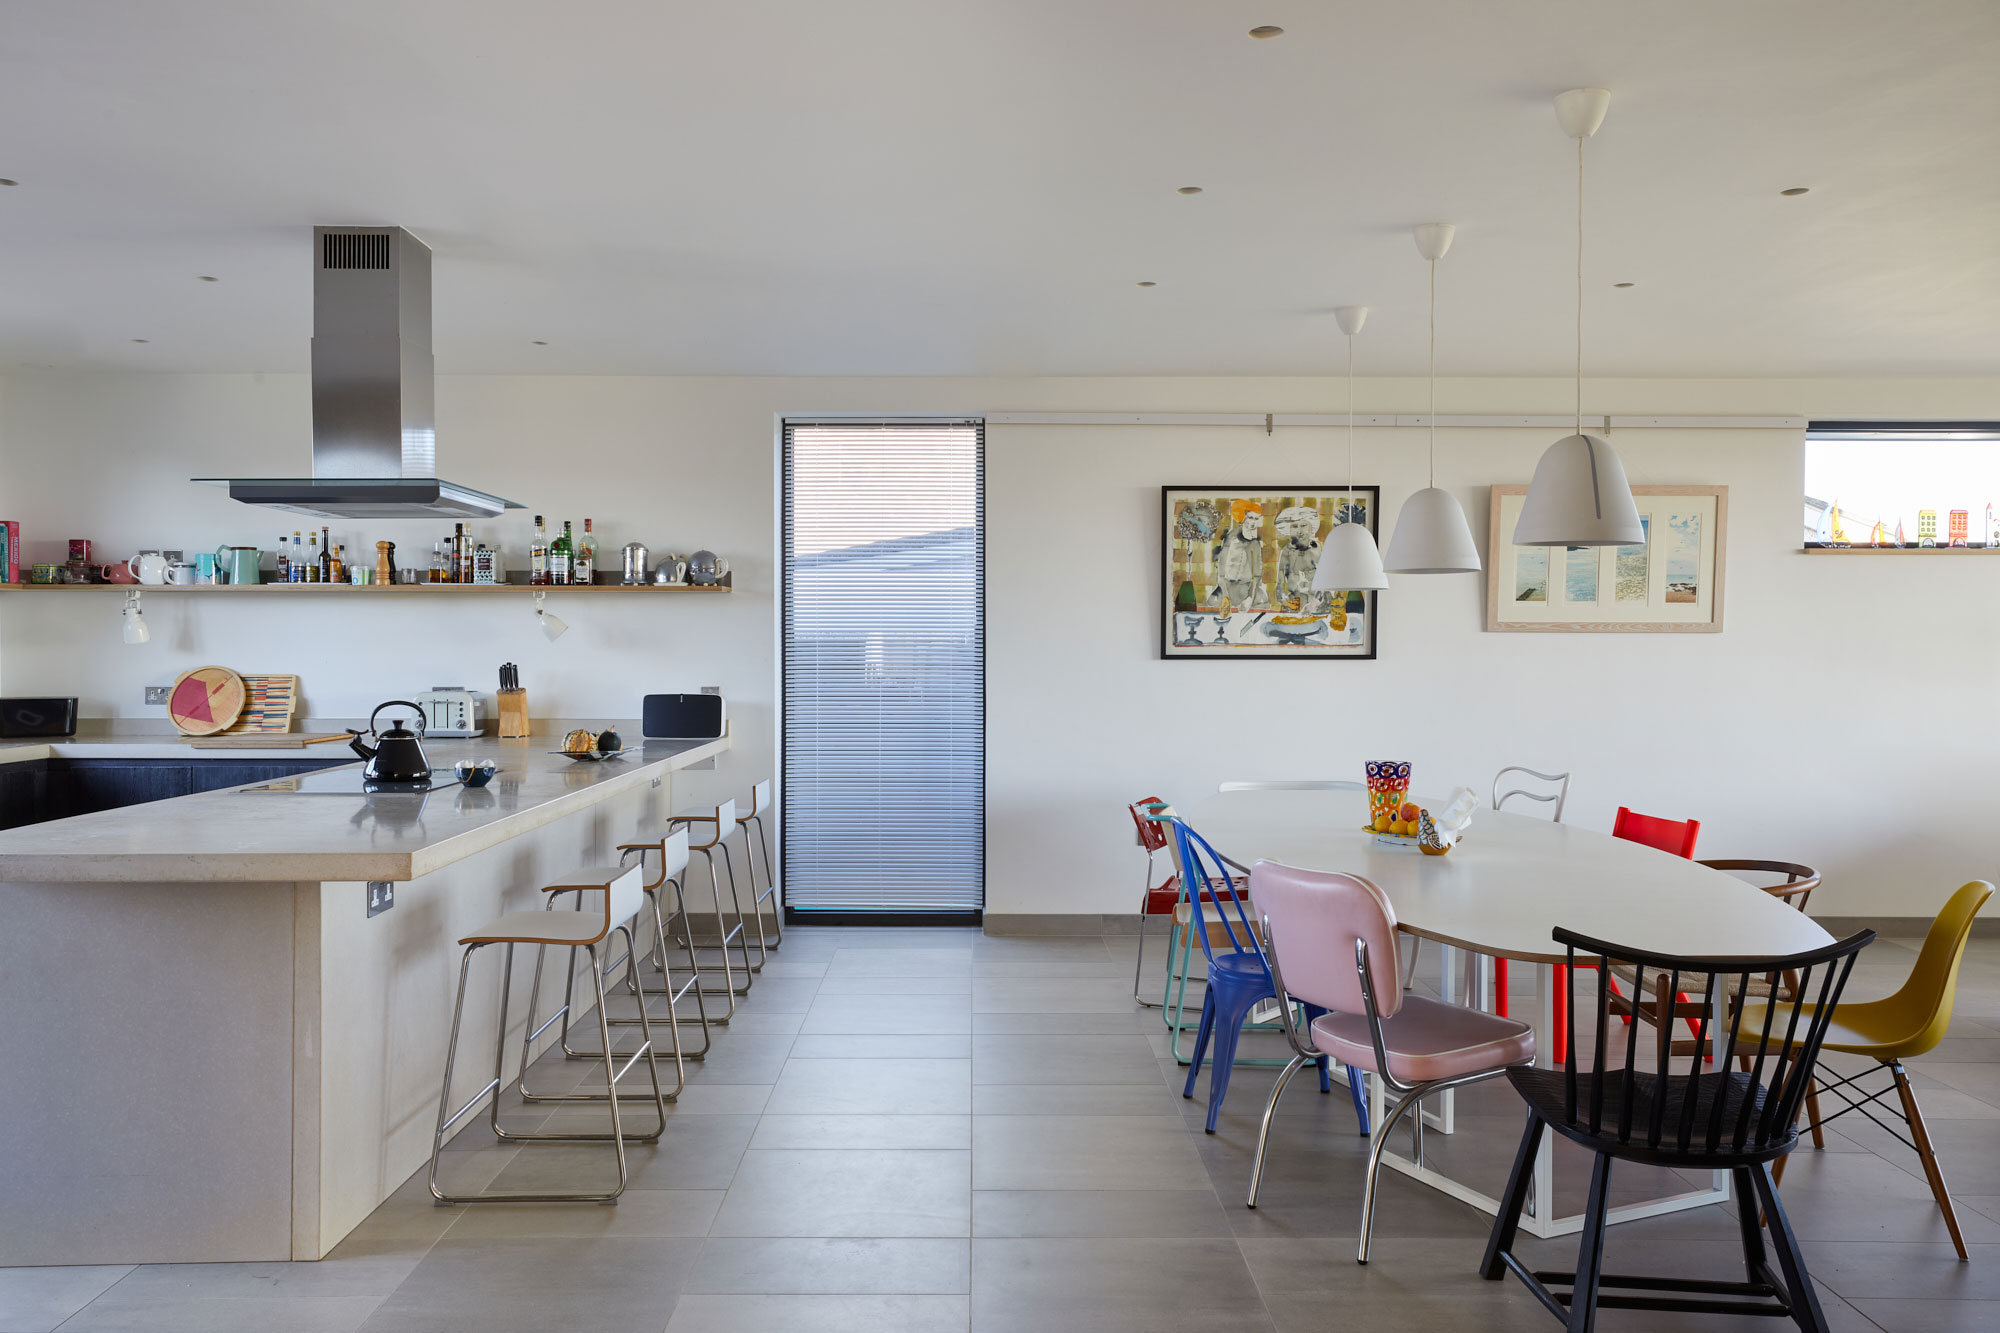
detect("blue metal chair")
[1166,815,1369,1137]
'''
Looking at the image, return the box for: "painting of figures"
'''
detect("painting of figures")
[1162,485,1379,659]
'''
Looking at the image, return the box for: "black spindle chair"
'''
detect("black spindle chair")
[1481,925,1875,1333]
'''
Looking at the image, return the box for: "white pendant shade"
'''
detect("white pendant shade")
[1513,433,1645,546]
[1384,486,1482,574]
[1312,512,1388,590]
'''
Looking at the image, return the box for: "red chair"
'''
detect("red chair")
[1129,798,1176,1006]
[1551,806,1702,1062]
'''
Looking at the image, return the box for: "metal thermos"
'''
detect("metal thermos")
[621,541,650,585]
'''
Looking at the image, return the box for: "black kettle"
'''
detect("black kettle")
[348,700,433,784]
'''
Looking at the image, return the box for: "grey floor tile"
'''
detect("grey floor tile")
[708,977,824,1012]
[972,1083,1187,1117]
[653,1034,796,1086]
[791,1034,973,1058]
[61,1293,381,1333]
[105,1231,423,1301]
[800,993,974,1036]
[972,1010,1162,1035]
[1801,1240,2000,1300]
[1849,1297,2000,1331]
[817,975,973,996]
[665,1293,968,1332]
[688,1237,969,1293]
[707,1009,805,1035]
[751,1114,972,1150]
[0,1265,131,1333]
[711,1150,972,1237]
[972,1190,1234,1238]
[480,1113,757,1193]
[825,949,976,978]
[973,1115,1210,1191]
[765,1057,972,1115]
[972,1034,1164,1085]
[441,1189,722,1239]
[359,1236,699,1333]
[971,1237,1271,1331]
[973,977,1142,1014]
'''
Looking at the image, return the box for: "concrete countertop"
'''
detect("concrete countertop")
[0,730,728,883]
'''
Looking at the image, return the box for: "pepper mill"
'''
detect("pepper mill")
[374,540,395,587]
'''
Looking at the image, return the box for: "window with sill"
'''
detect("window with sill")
[1803,422,2000,550]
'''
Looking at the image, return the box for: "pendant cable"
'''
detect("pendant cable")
[1427,257,1437,487]
[1575,131,1584,437]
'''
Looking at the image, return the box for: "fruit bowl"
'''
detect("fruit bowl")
[551,747,636,763]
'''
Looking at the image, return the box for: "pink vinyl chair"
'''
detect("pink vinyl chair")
[1247,860,1538,1263]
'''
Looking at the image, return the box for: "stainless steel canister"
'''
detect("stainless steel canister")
[621,541,650,585]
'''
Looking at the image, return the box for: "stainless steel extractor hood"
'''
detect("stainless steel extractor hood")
[194,226,521,520]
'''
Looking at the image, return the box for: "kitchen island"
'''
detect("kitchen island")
[0,731,728,1264]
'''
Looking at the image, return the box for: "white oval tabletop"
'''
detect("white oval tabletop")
[1185,788,1834,964]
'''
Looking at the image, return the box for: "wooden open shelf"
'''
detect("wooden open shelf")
[0,581,730,593]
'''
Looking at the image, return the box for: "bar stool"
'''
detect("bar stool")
[609,827,717,1047]
[735,779,781,951]
[668,798,760,998]
[427,863,668,1204]
[523,829,698,1089]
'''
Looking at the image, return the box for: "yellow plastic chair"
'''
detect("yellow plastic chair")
[1754,879,1993,1260]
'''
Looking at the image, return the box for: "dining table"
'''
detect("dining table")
[1186,785,1834,1239]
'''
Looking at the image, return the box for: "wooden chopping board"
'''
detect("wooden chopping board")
[168,666,246,736]
[188,732,349,750]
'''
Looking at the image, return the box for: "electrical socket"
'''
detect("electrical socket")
[144,686,169,705]
[701,685,721,695]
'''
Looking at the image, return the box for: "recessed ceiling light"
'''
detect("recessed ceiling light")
[1613,282,1635,288]
[197,275,219,282]
[532,340,548,345]
[1781,187,1811,196]
[1249,26,1284,39]
[1177,186,1204,195]
[0,179,17,187]
[130,338,149,343]
[1136,281,1157,287]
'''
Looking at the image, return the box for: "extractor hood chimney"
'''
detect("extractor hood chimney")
[194,226,520,520]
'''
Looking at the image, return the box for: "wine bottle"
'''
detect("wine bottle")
[575,518,597,586]
[318,527,332,584]
[530,516,548,586]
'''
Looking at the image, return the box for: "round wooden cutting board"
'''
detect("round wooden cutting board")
[168,665,246,736]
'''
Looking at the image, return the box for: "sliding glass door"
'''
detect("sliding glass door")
[780,420,985,920]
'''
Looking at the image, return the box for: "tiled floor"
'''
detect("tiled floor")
[6,928,1999,1332]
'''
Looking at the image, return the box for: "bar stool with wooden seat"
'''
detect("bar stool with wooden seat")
[735,779,780,951]
[668,798,761,997]
[609,827,717,1046]
[524,828,702,1088]
[427,863,669,1204]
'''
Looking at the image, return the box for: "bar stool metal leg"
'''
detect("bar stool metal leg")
[716,833,766,973]
[536,889,692,1095]
[749,810,780,948]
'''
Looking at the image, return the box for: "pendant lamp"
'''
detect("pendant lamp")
[1513,88,1645,548]
[1312,305,1389,591]
[1383,223,1482,574]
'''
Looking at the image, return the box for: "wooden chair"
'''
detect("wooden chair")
[1483,923,1875,1331]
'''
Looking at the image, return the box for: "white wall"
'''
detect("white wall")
[4,373,1997,919]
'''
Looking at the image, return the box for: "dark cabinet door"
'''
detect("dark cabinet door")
[187,760,348,793]
[45,762,193,819]
[0,760,47,830]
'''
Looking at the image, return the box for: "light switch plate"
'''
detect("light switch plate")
[701,685,721,695]
[144,686,170,705]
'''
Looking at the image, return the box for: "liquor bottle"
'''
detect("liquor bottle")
[304,532,320,582]
[330,543,346,585]
[529,516,549,586]
[459,526,475,583]
[448,523,463,584]
[549,521,573,586]
[574,518,597,586]
[290,532,306,582]
[429,541,445,583]
[318,527,333,584]
[275,535,291,583]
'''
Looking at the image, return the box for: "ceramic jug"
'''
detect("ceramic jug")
[218,545,261,586]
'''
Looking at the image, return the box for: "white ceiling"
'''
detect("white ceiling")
[2,0,1996,378]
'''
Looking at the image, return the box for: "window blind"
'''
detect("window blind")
[782,420,985,915]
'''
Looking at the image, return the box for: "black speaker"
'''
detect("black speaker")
[0,697,78,738]
[641,693,726,740]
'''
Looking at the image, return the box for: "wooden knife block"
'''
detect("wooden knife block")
[496,689,530,739]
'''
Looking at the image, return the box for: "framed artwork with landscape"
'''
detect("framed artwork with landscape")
[1486,484,1726,633]
[1161,485,1379,660]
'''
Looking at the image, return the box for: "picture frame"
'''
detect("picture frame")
[1486,484,1727,633]
[1161,485,1380,660]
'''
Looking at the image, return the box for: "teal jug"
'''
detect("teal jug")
[219,545,261,586]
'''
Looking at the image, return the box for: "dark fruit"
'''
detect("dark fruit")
[595,727,622,753]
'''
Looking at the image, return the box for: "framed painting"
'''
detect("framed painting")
[1161,485,1379,659]
[1486,484,1727,633]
